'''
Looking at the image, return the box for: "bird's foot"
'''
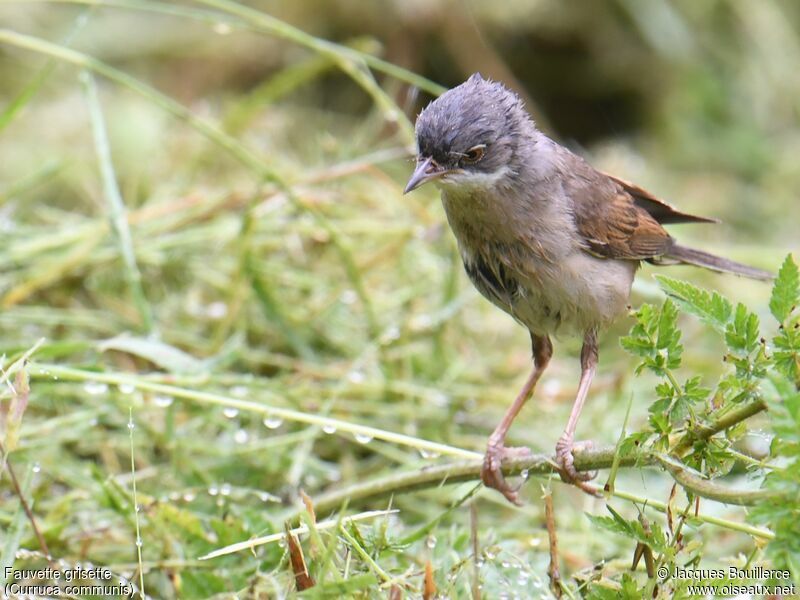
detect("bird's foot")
[555,436,601,496]
[481,440,532,506]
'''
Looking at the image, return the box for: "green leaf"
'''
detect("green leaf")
[656,299,682,354]
[725,303,760,355]
[299,573,378,598]
[619,336,656,358]
[98,334,205,374]
[621,300,684,376]
[770,254,799,324]
[656,275,733,332]
[586,506,669,554]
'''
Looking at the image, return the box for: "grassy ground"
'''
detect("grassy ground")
[1,2,798,599]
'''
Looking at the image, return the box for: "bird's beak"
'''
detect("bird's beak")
[404,157,447,194]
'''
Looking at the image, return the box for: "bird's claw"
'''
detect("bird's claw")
[481,441,532,505]
[555,437,600,496]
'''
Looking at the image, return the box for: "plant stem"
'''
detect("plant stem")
[82,71,155,334]
[658,457,778,506]
[673,399,767,455]
[29,363,480,460]
[307,453,774,540]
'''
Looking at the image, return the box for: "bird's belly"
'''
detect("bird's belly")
[463,247,636,336]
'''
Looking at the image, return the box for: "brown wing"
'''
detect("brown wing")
[602,172,719,225]
[567,164,675,260]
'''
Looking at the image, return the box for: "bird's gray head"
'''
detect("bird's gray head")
[404,73,535,194]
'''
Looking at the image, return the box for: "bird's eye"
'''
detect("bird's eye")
[462,144,486,164]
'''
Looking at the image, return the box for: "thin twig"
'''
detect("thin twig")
[469,503,481,600]
[658,458,778,505]
[128,409,146,599]
[29,363,478,460]
[673,399,767,455]
[544,490,562,599]
[0,440,52,564]
[309,450,627,516]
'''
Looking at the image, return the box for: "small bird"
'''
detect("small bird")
[405,74,771,504]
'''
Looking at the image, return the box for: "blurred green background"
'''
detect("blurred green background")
[0,1,798,598]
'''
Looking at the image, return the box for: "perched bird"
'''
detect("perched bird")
[405,73,771,504]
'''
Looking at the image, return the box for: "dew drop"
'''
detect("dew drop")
[230,385,248,398]
[426,535,437,549]
[380,325,400,344]
[354,432,373,444]
[347,370,365,384]
[127,421,135,430]
[542,379,561,398]
[262,416,283,429]
[220,483,232,496]
[234,429,249,444]
[32,463,41,473]
[183,492,196,502]
[135,537,143,548]
[419,448,441,460]
[168,492,180,501]
[340,289,358,305]
[205,301,228,319]
[213,22,232,35]
[322,424,337,434]
[521,469,529,480]
[84,381,108,395]
[154,395,174,408]
[517,572,530,586]
[502,560,511,569]
[118,383,136,395]
[485,547,497,560]
[410,313,433,329]
[208,485,219,496]
[223,407,239,419]
[430,392,449,407]
[216,498,224,507]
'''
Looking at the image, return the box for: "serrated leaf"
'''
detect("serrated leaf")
[656,299,681,351]
[619,336,654,358]
[683,375,711,403]
[656,275,733,332]
[770,254,799,324]
[587,506,669,554]
[725,303,760,354]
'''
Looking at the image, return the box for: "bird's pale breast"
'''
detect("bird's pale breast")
[441,186,637,336]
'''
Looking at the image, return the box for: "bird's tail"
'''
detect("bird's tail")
[664,244,773,281]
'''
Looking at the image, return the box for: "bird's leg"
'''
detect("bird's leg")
[555,328,601,496]
[482,334,552,505]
